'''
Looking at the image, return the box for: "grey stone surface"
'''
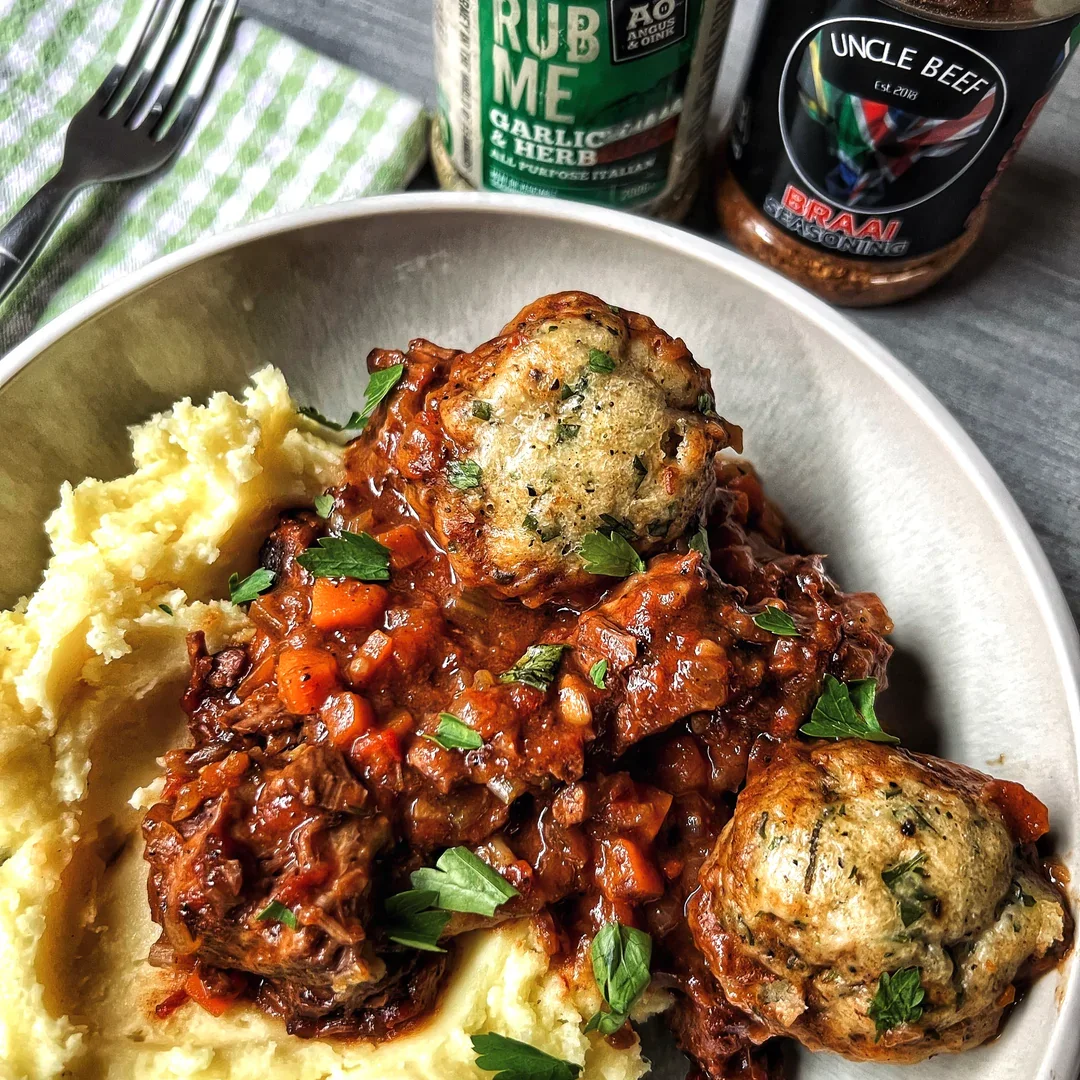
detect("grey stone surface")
[246,0,1080,621]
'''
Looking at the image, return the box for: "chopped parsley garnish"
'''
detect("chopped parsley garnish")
[868,967,925,1038]
[697,392,720,419]
[447,459,483,489]
[881,852,934,926]
[555,423,580,443]
[229,568,276,604]
[799,676,899,745]
[599,513,637,542]
[499,644,568,691]
[579,531,644,578]
[383,888,450,952]
[296,530,391,581]
[587,348,616,373]
[158,603,173,616]
[411,846,519,917]
[314,493,334,519]
[425,712,483,751]
[688,523,709,556]
[561,374,589,402]
[299,364,405,431]
[752,606,800,637]
[256,899,298,930]
[523,514,560,542]
[881,851,927,889]
[584,922,652,1035]
[589,659,608,689]
[472,400,493,421]
[471,1033,580,1080]
[632,455,647,488]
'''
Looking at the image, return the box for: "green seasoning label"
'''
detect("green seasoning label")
[435,0,731,208]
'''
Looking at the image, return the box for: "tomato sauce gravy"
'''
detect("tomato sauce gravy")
[140,347,894,1076]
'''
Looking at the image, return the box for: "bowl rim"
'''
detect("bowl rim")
[2,190,1077,1075]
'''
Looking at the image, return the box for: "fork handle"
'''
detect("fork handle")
[0,170,82,303]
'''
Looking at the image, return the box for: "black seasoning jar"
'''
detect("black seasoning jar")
[717,0,1080,305]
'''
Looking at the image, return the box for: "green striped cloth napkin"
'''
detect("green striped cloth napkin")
[0,0,428,352]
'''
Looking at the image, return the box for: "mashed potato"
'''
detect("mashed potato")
[0,368,656,1080]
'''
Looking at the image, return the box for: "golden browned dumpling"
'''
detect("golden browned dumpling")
[688,739,1067,1063]
[397,292,739,605]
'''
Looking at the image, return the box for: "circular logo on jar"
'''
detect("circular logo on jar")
[778,17,1007,214]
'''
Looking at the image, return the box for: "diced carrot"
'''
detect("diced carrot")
[320,691,376,750]
[349,728,403,785]
[599,781,673,843]
[596,836,665,903]
[276,647,340,714]
[310,579,388,633]
[353,728,402,762]
[986,779,1050,844]
[154,985,190,1020]
[183,970,242,1018]
[346,629,394,689]
[376,523,428,570]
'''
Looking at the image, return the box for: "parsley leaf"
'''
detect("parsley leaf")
[410,846,519,916]
[598,513,637,542]
[499,644,568,691]
[697,392,720,419]
[752,606,800,637]
[359,365,406,426]
[688,523,709,556]
[297,364,405,433]
[296,531,391,581]
[881,852,934,927]
[383,888,450,952]
[881,851,927,889]
[579,531,644,578]
[868,967,925,1039]
[471,1033,580,1080]
[229,568,275,604]
[448,460,483,489]
[523,515,560,543]
[555,423,579,443]
[799,676,899,745]
[473,400,493,421]
[298,404,359,430]
[585,922,652,1035]
[256,899,298,930]
[158,603,173,616]
[314,493,334,519]
[589,659,608,689]
[425,712,483,751]
[588,348,616,374]
[561,374,589,402]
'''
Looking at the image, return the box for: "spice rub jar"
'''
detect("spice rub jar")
[718,0,1080,305]
[433,0,733,220]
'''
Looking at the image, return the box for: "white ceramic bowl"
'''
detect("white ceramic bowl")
[0,192,1076,1080]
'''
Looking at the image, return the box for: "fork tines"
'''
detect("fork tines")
[97,0,238,143]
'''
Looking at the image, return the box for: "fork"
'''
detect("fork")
[0,0,237,303]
